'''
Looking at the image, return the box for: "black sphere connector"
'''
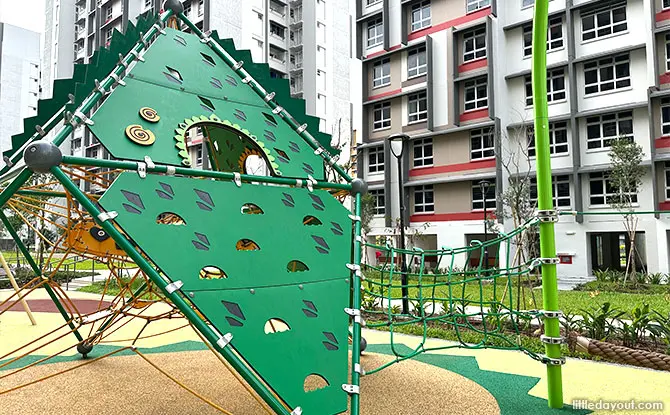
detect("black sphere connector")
[77,342,94,358]
[360,337,368,355]
[350,178,368,196]
[163,0,184,14]
[24,142,62,173]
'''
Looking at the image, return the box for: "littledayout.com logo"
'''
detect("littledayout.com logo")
[572,399,664,412]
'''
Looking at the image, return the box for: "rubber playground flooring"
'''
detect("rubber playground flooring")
[0,290,669,415]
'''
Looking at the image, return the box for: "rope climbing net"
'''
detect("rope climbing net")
[360,217,552,375]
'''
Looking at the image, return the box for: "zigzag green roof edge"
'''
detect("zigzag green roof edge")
[1,12,159,168]
[2,11,340,173]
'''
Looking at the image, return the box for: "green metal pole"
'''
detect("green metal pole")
[50,166,293,415]
[0,210,84,342]
[532,0,563,408]
[349,193,363,414]
[60,155,352,191]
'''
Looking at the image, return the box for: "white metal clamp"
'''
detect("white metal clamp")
[130,49,145,62]
[342,384,360,395]
[144,155,156,169]
[165,280,184,294]
[264,92,276,102]
[137,162,147,178]
[216,332,233,349]
[272,106,284,115]
[233,60,244,70]
[344,307,363,324]
[110,72,126,87]
[97,211,118,222]
[233,172,242,187]
[540,335,566,345]
[296,123,308,133]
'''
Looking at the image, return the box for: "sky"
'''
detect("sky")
[0,0,46,33]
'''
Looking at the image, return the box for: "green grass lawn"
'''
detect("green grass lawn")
[1,251,131,271]
[78,277,148,298]
[365,274,670,316]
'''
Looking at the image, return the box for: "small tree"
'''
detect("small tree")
[608,137,645,285]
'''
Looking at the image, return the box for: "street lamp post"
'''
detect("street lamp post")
[479,180,490,270]
[389,133,410,315]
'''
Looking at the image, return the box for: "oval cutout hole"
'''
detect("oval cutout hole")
[287,260,309,272]
[241,203,264,215]
[199,266,227,280]
[303,374,329,393]
[264,318,290,334]
[236,239,260,251]
[303,215,322,226]
[156,212,186,225]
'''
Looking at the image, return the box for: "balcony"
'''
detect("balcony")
[270,1,286,19]
[290,7,302,25]
[290,77,303,95]
[290,31,303,48]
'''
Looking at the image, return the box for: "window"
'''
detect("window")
[584,54,630,95]
[105,6,112,20]
[463,27,486,62]
[662,98,670,136]
[197,0,204,16]
[470,128,495,160]
[523,17,563,57]
[466,0,490,13]
[373,102,391,130]
[527,121,569,157]
[413,138,433,167]
[408,92,428,123]
[270,22,285,39]
[410,1,431,32]
[196,146,203,166]
[144,0,152,10]
[530,175,571,208]
[368,146,384,173]
[472,181,496,210]
[665,162,670,199]
[414,185,434,213]
[367,18,383,48]
[367,0,382,5]
[370,189,386,215]
[464,77,488,111]
[105,28,113,44]
[407,46,427,78]
[581,4,627,42]
[522,0,534,8]
[665,33,670,72]
[525,68,566,106]
[589,171,637,205]
[665,0,670,9]
[372,58,390,87]
[586,111,633,150]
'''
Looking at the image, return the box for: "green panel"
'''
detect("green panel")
[89,75,326,179]
[129,28,268,107]
[194,280,350,414]
[97,172,351,413]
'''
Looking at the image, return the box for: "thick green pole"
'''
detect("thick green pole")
[0,210,84,342]
[60,155,352,191]
[50,166,292,415]
[532,0,564,408]
[349,193,363,414]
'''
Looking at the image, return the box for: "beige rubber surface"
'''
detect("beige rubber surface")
[0,350,500,415]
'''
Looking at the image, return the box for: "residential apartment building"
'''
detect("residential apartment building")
[0,23,41,154]
[356,0,670,278]
[43,0,352,171]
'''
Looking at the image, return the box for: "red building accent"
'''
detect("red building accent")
[364,7,491,59]
[659,201,670,211]
[458,58,487,73]
[656,137,670,148]
[409,158,495,177]
[407,7,491,41]
[656,9,670,22]
[410,211,496,222]
[459,108,490,122]
[366,88,402,102]
[660,72,670,85]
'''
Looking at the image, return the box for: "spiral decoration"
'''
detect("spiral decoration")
[125,124,156,146]
[139,107,160,123]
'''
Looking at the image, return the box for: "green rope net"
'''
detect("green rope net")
[361,218,549,375]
